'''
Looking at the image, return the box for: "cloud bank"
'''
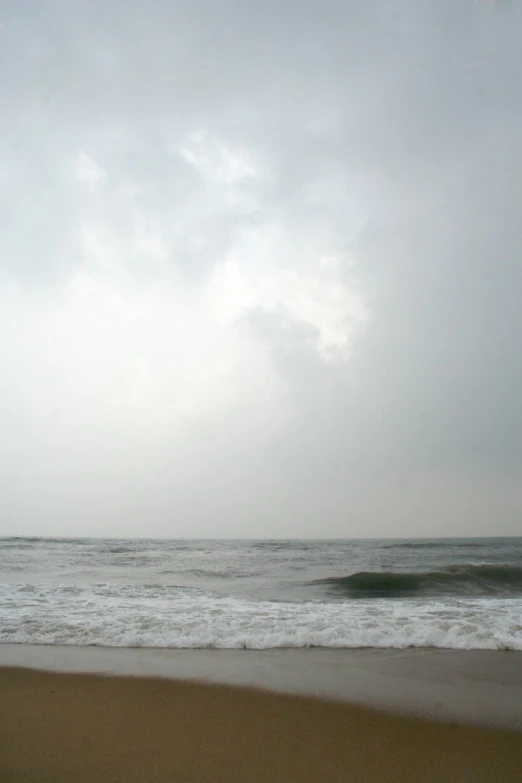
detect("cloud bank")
[1,0,521,536]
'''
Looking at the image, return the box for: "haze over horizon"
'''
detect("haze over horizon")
[1,0,521,539]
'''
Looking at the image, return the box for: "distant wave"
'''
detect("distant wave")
[383,542,445,549]
[250,541,311,551]
[383,541,492,550]
[0,537,93,546]
[0,537,43,544]
[314,564,522,598]
[160,568,256,579]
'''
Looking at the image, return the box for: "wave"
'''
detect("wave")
[0,583,521,650]
[159,568,255,579]
[383,542,446,550]
[383,541,495,550]
[250,541,301,551]
[314,564,522,598]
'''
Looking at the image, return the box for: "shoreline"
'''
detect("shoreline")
[2,665,522,783]
[2,644,522,730]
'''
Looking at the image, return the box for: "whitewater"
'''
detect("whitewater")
[1,537,521,650]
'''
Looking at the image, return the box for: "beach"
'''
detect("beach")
[2,538,521,779]
[2,666,522,783]
[2,647,522,782]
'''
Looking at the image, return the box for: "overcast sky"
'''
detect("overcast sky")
[1,0,521,538]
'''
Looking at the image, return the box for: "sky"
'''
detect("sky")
[1,0,521,538]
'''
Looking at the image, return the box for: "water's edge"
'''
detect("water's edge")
[2,644,522,732]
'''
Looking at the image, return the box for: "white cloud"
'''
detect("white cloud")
[73,151,106,192]
[176,130,258,186]
[209,257,370,360]
[1,135,370,534]
[1,137,371,497]
[2,0,522,537]
[71,139,371,366]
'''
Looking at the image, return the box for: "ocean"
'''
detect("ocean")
[1,537,521,650]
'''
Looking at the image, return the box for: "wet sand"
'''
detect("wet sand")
[2,644,522,729]
[2,666,522,783]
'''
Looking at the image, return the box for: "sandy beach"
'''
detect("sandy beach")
[2,644,522,729]
[2,652,522,783]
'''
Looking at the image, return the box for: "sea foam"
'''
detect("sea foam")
[1,583,521,650]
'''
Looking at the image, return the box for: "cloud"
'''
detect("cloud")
[176,131,258,188]
[210,257,369,361]
[73,151,107,192]
[0,129,371,534]
[0,0,521,535]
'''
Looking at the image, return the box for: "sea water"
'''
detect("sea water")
[1,537,521,650]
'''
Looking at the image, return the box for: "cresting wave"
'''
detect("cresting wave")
[0,583,521,650]
[315,564,522,598]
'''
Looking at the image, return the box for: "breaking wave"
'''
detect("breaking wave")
[315,564,522,598]
[0,583,521,650]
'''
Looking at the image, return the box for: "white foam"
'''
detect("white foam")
[0,583,521,650]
